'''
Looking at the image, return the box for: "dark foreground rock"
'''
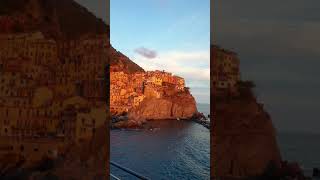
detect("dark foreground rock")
[191,112,210,129]
[213,95,282,178]
[112,119,145,129]
[250,161,311,180]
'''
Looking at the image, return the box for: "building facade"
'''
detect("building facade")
[212,45,240,96]
[0,31,108,163]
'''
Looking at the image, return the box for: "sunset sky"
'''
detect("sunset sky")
[74,1,210,104]
[75,0,210,104]
[110,0,210,104]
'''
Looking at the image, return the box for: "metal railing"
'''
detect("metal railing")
[110,161,150,180]
[110,173,121,180]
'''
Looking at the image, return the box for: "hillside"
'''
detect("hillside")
[109,46,145,73]
[0,1,111,179]
[0,0,108,39]
[0,0,144,73]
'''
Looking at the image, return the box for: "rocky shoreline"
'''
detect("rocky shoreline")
[111,111,210,130]
[110,89,205,129]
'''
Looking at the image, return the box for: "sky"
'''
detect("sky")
[214,0,320,133]
[75,0,109,24]
[74,1,210,104]
[110,0,210,104]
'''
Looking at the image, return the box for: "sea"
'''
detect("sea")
[277,131,320,178]
[110,103,210,180]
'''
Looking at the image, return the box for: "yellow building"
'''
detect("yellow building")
[147,76,162,86]
[133,95,145,107]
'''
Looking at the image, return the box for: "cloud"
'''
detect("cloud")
[131,49,210,103]
[134,47,158,59]
[131,49,210,84]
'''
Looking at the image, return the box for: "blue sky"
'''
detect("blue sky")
[111,0,210,104]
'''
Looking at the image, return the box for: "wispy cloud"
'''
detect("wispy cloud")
[134,47,158,59]
[132,49,210,85]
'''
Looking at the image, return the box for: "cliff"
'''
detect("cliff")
[212,86,282,178]
[129,92,197,120]
[113,91,198,129]
[110,48,199,128]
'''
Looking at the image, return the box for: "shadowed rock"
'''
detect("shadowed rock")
[213,89,282,178]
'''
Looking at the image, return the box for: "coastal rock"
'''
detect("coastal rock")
[113,120,144,129]
[213,96,282,178]
[128,92,198,121]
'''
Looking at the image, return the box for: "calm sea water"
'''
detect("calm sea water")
[110,104,210,180]
[277,132,320,177]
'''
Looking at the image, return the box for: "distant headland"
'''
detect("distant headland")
[109,47,207,129]
[212,45,309,179]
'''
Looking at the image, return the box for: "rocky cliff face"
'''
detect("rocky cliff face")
[130,93,197,121]
[212,94,282,178]
[113,91,198,129]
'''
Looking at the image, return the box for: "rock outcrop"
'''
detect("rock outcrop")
[213,92,282,178]
[113,92,198,129]
[129,93,197,120]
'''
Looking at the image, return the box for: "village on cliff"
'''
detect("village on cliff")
[110,69,185,115]
[0,29,109,166]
